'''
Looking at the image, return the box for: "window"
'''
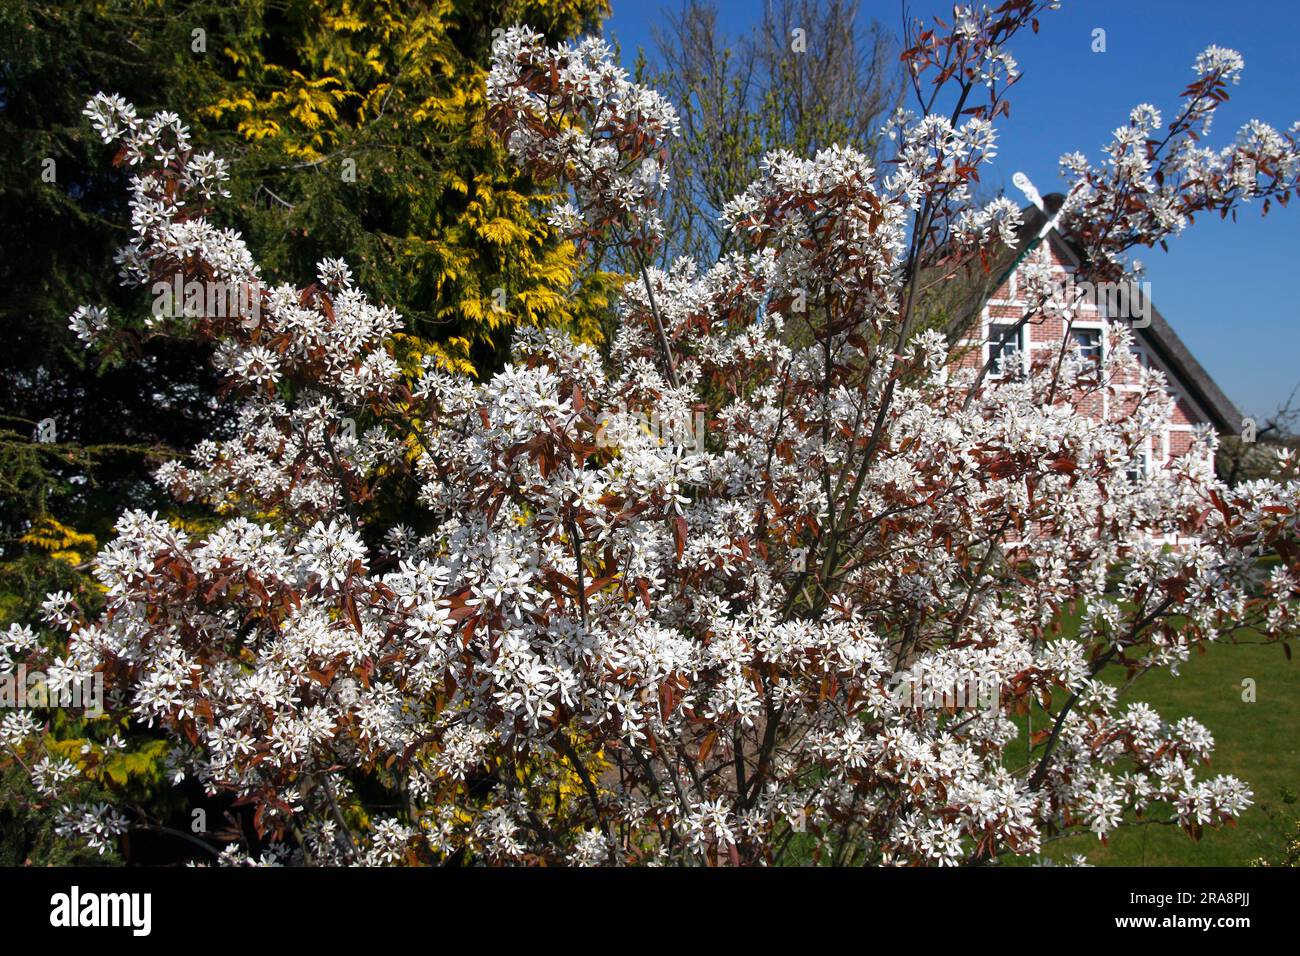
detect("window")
[1072,327,1102,364]
[988,323,1021,377]
[1126,447,1151,483]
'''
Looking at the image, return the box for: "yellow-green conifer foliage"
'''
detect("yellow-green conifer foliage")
[196,0,615,373]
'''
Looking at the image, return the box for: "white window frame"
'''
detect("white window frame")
[987,322,1024,379]
[1070,325,1104,365]
[1126,438,1152,482]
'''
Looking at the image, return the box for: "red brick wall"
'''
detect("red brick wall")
[951,239,1215,476]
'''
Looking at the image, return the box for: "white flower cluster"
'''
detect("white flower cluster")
[11,21,1300,867]
[487,26,680,245]
[1058,47,1300,279]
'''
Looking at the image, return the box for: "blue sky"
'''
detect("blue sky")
[602,1,1300,421]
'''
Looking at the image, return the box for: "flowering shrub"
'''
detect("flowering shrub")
[7,2,1300,865]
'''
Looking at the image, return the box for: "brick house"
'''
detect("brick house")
[950,192,1243,482]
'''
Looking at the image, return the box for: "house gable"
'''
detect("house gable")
[951,194,1243,476]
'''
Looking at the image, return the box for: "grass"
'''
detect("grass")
[784,625,1297,866]
[1016,632,1300,866]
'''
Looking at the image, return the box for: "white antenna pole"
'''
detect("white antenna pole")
[1012,171,1068,240]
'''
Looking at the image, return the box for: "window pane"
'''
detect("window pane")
[988,324,1019,376]
[1073,328,1102,362]
[1126,449,1150,482]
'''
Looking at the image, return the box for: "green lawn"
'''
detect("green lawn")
[1018,634,1300,866]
